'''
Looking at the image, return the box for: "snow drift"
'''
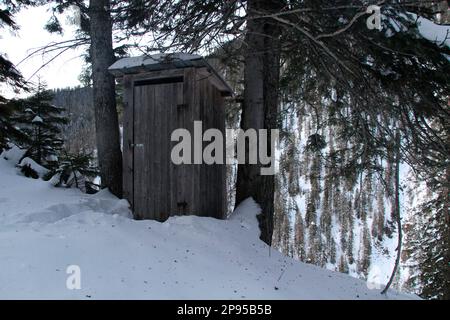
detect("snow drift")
[0,149,417,299]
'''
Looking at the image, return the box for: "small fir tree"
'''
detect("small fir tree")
[50,150,99,193]
[12,82,68,170]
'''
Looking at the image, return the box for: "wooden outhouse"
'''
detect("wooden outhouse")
[109,53,232,221]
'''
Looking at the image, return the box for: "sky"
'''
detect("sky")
[0,5,84,98]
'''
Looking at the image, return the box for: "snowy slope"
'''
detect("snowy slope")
[0,151,417,300]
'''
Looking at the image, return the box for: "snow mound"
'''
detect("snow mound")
[0,143,26,165]
[19,157,49,178]
[0,158,418,299]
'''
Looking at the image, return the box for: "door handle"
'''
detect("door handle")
[131,143,144,148]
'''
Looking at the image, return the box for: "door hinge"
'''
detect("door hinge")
[131,143,144,148]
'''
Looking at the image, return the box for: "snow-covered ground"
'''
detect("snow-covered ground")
[0,147,418,300]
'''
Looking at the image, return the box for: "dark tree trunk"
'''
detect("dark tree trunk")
[88,0,122,197]
[382,130,402,294]
[235,0,281,245]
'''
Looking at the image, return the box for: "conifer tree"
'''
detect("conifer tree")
[0,96,28,151]
[0,2,29,151]
[11,82,68,169]
[404,189,450,300]
[51,150,99,193]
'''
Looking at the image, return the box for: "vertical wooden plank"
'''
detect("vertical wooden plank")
[168,83,176,217]
[157,83,169,221]
[150,84,158,220]
[213,84,219,219]
[165,83,173,219]
[216,87,227,219]
[190,67,198,216]
[163,83,173,220]
[133,85,145,219]
[122,75,134,212]
[177,78,186,215]
[133,84,140,218]
[214,83,223,218]
[170,82,183,216]
[206,79,214,217]
[144,85,151,220]
[135,85,143,219]
[199,78,208,217]
[182,67,198,215]
[192,68,201,216]
[147,84,156,220]
[174,81,185,216]
[159,83,167,220]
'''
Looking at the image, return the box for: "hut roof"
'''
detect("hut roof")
[109,53,233,96]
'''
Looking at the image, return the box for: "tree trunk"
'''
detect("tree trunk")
[235,0,281,245]
[88,0,122,197]
[442,120,450,299]
[382,130,402,294]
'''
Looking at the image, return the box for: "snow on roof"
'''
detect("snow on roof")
[109,53,233,95]
[109,53,202,70]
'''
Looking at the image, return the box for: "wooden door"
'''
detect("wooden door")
[132,78,184,221]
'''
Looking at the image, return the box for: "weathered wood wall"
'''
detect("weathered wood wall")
[122,67,226,221]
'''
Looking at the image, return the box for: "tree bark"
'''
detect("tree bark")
[88,0,123,197]
[235,0,281,245]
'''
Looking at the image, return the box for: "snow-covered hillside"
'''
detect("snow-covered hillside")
[0,147,417,299]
